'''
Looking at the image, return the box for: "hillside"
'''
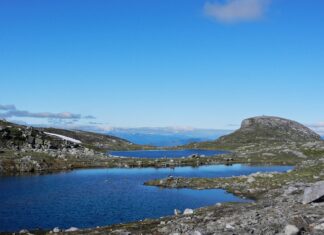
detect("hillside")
[186,116,322,149]
[0,120,154,173]
[0,120,82,152]
[0,120,150,153]
[37,127,149,152]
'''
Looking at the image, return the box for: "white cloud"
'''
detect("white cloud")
[204,0,270,23]
[0,104,16,111]
[308,123,324,136]
[0,104,95,121]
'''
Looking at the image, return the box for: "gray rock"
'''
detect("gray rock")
[314,222,324,231]
[284,186,299,196]
[19,229,29,234]
[191,231,202,235]
[53,227,60,233]
[284,224,299,235]
[174,209,181,215]
[247,176,255,183]
[303,181,324,204]
[183,208,194,215]
[225,223,235,230]
[65,227,78,232]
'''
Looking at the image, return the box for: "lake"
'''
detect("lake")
[109,149,229,158]
[0,164,293,232]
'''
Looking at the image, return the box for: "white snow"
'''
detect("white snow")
[44,132,82,144]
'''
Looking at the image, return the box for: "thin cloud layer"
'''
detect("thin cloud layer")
[204,0,270,23]
[0,104,16,111]
[308,123,324,136]
[0,104,95,121]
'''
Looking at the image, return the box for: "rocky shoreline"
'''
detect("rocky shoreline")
[6,143,324,235]
[2,116,324,234]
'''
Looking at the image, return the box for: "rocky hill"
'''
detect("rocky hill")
[0,120,154,173]
[0,120,148,153]
[0,120,82,153]
[36,127,148,152]
[186,116,321,149]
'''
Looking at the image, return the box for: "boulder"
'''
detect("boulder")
[183,208,194,215]
[53,227,60,233]
[302,181,324,204]
[192,231,202,235]
[19,229,29,234]
[247,176,255,183]
[65,227,78,232]
[314,223,324,231]
[284,224,299,235]
[174,209,181,215]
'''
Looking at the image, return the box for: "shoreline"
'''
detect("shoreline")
[1,142,324,234]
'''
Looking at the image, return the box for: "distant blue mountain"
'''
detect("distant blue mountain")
[106,127,233,147]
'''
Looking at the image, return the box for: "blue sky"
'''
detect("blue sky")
[1,0,324,132]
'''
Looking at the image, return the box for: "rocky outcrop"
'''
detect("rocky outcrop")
[0,120,153,173]
[218,116,321,145]
[0,120,82,153]
[185,116,322,150]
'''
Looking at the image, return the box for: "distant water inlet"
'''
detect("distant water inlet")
[0,164,293,232]
[109,149,229,158]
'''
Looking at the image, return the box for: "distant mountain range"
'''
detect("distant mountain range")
[2,120,235,147]
[105,127,233,147]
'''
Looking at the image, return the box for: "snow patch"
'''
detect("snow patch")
[44,132,82,144]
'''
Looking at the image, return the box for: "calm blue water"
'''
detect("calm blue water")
[109,149,228,158]
[0,164,293,232]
